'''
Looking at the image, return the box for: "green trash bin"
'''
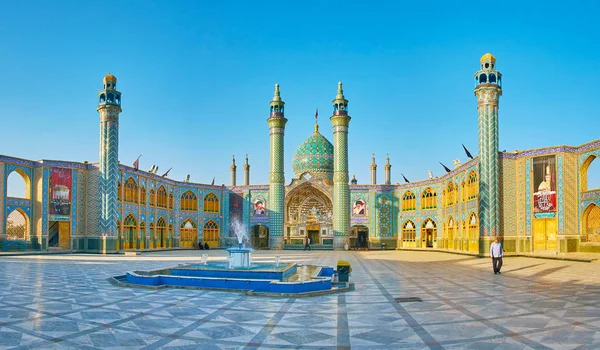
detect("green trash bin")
[337,260,352,282]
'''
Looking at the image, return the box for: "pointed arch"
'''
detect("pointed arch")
[445,181,457,207]
[149,222,155,248]
[6,209,29,240]
[581,155,600,192]
[124,177,138,203]
[180,218,198,247]
[582,203,600,242]
[7,169,31,199]
[446,216,456,249]
[204,192,219,213]
[117,181,122,201]
[466,171,478,200]
[149,189,156,207]
[402,190,416,211]
[401,219,416,247]
[204,219,219,247]
[123,214,137,249]
[156,217,167,248]
[468,212,479,252]
[181,191,197,211]
[157,186,168,208]
[421,187,437,210]
[421,218,437,248]
[140,187,146,205]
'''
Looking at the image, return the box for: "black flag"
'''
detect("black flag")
[440,162,452,173]
[462,144,474,159]
[161,167,173,177]
[211,177,215,186]
[401,173,410,183]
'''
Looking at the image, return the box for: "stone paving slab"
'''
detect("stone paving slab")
[2,250,600,349]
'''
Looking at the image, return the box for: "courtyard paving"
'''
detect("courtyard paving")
[1,250,600,349]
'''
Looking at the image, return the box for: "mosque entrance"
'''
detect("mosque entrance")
[285,184,333,248]
[48,221,70,249]
[533,218,557,251]
[351,225,369,249]
[250,225,269,248]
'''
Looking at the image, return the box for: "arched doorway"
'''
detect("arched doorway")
[149,223,155,248]
[124,214,137,249]
[583,204,600,242]
[250,224,269,248]
[422,218,437,248]
[285,184,333,247]
[204,220,219,248]
[156,218,167,248]
[447,216,455,250]
[468,213,478,252]
[401,220,416,248]
[351,225,369,249]
[180,219,198,248]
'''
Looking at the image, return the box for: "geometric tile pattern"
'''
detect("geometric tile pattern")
[559,155,564,234]
[563,153,579,236]
[3,250,600,349]
[376,193,393,237]
[98,104,121,237]
[267,114,287,240]
[331,115,351,238]
[501,157,516,236]
[475,85,501,237]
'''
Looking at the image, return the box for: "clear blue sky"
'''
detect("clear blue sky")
[2,0,600,189]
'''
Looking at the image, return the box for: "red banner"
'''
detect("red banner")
[49,168,72,216]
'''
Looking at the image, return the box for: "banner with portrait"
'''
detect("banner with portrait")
[352,199,366,216]
[253,199,266,217]
[49,168,72,217]
[532,156,556,214]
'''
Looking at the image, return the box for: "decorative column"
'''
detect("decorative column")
[97,73,122,251]
[267,84,287,248]
[230,155,237,186]
[244,154,250,186]
[371,154,377,185]
[474,53,503,254]
[384,154,391,185]
[330,82,351,249]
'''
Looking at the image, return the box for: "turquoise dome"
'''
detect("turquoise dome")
[292,126,334,179]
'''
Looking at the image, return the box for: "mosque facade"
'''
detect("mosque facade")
[2,54,600,255]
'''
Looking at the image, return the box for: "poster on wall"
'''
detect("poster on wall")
[253,199,266,216]
[533,156,556,215]
[352,199,366,216]
[229,193,243,237]
[49,168,72,217]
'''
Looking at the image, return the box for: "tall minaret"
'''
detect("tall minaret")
[330,82,351,248]
[475,53,502,243]
[97,73,122,248]
[384,154,391,185]
[230,155,237,186]
[267,84,287,248]
[370,154,377,185]
[244,154,250,186]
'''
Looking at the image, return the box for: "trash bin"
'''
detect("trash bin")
[337,260,352,282]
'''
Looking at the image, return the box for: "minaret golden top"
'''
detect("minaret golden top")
[103,73,117,83]
[272,83,281,102]
[336,81,345,100]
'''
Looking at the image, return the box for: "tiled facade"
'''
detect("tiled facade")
[2,55,600,255]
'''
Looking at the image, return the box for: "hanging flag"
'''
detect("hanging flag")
[211,177,215,186]
[439,162,452,173]
[133,155,142,171]
[161,167,173,177]
[315,108,318,122]
[401,173,410,183]
[462,144,474,159]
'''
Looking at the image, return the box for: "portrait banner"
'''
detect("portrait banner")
[49,168,72,217]
[532,156,556,213]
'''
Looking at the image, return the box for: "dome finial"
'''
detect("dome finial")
[336,81,344,100]
[314,108,319,133]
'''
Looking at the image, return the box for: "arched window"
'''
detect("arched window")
[402,191,416,211]
[180,219,198,247]
[140,187,146,205]
[156,217,167,248]
[7,169,30,199]
[468,212,478,243]
[169,193,174,210]
[204,220,219,247]
[445,182,456,207]
[489,73,497,83]
[581,155,600,192]
[6,209,28,240]
[421,187,437,210]
[124,177,138,203]
[402,220,416,242]
[204,193,219,213]
[466,171,478,200]
[479,74,487,84]
[583,204,600,242]
[123,214,137,249]
[181,191,198,211]
[117,182,122,201]
[447,216,455,241]
[149,189,156,207]
[157,186,168,208]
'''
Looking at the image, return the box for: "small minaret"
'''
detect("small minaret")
[244,154,250,186]
[97,73,122,244]
[330,82,351,248]
[350,175,357,185]
[475,53,502,240]
[370,154,377,185]
[230,155,237,186]
[267,84,287,247]
[384,154,391,185]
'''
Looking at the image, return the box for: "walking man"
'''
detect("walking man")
[304,236,311,251]
[490,236,503,275]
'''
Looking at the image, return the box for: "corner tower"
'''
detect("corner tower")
[97,73,122,247]
[330,82,351,248]
[474,53,502,245]
[267,84,287,248]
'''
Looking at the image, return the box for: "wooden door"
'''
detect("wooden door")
[58,222,70,249]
